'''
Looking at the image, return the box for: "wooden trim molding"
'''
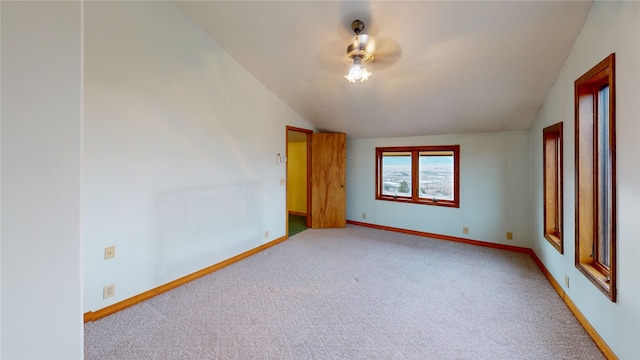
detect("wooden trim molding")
[288,211,307,217]
[346,220,530,253]
[347,220,616,359]
[543,122,564,254]
[84,235,289,323]
[286,126,313,229]
[574,53,616,302]
[375,145,460,208]
[529,252,617,360]
[84,220,616,359]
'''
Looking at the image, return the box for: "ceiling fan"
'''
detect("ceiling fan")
[316,19,402,82]
[344,20,374,82]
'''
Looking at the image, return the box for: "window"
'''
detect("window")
[376,145,460,207]
[575,53,616,301]
[543,122,563,253]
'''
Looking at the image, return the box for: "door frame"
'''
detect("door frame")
[286,126,313,233]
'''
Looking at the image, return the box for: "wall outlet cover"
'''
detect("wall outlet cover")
[104,246,115,260]
[103,284,115,299]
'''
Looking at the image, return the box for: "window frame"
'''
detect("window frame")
[543,122,564,253]
[574,53,616,301]
[375,145,460,208]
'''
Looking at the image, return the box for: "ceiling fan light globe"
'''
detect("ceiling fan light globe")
[360,68,371,81]
[345,64,372,83]
[349,64,363,80]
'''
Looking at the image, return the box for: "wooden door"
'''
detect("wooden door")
[310,133,346,228]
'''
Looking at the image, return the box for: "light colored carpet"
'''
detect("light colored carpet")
[85,225,605,359]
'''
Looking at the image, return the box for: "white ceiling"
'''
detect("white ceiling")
[175,1,593,139]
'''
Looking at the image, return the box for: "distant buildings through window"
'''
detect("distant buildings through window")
[376,145,460,208]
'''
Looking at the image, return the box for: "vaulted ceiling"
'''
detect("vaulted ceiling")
[175,1,593,139]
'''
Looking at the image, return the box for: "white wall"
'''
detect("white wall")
[83,2,312,312]
[1,1,83,358]
[347,131,531,248]
[530,2,639,358]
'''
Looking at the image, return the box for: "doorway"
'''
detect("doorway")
[286,126,312,237]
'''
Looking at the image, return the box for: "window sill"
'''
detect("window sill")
[376,195,459,208]
[576,262,613,300]
[543,233,562,253]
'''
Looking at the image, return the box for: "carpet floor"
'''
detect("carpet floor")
[85,225,605,359]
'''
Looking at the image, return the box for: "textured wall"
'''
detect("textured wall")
[529,2,640,358]
[83,1,312,313]
[346,130,531,248]
[1,1,83,358]
[287,141,308,214]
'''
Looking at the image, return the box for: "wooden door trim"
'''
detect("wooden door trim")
[286,126,313,230]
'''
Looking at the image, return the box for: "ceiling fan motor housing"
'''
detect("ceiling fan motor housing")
[345,34,374,64]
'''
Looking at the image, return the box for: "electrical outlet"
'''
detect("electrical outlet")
[103,284,115,299]
[104,246,115,260]
[362,212,367,219]
[279,178,285,186]
[506,232,513,240]
[565,275,570,288]
[463,227,469,234]
[264,230,269,239]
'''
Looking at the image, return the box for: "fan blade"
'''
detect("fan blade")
[315,31,402,74]
[316,38,352,73]
[369,36,403,70]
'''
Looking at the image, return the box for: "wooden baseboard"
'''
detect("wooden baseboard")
[85,222,617,359]
[288,211,307,217]
[346,220,531,253]
[84,235,288,323]
[346,220,616,360]
[528,252,617,360]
